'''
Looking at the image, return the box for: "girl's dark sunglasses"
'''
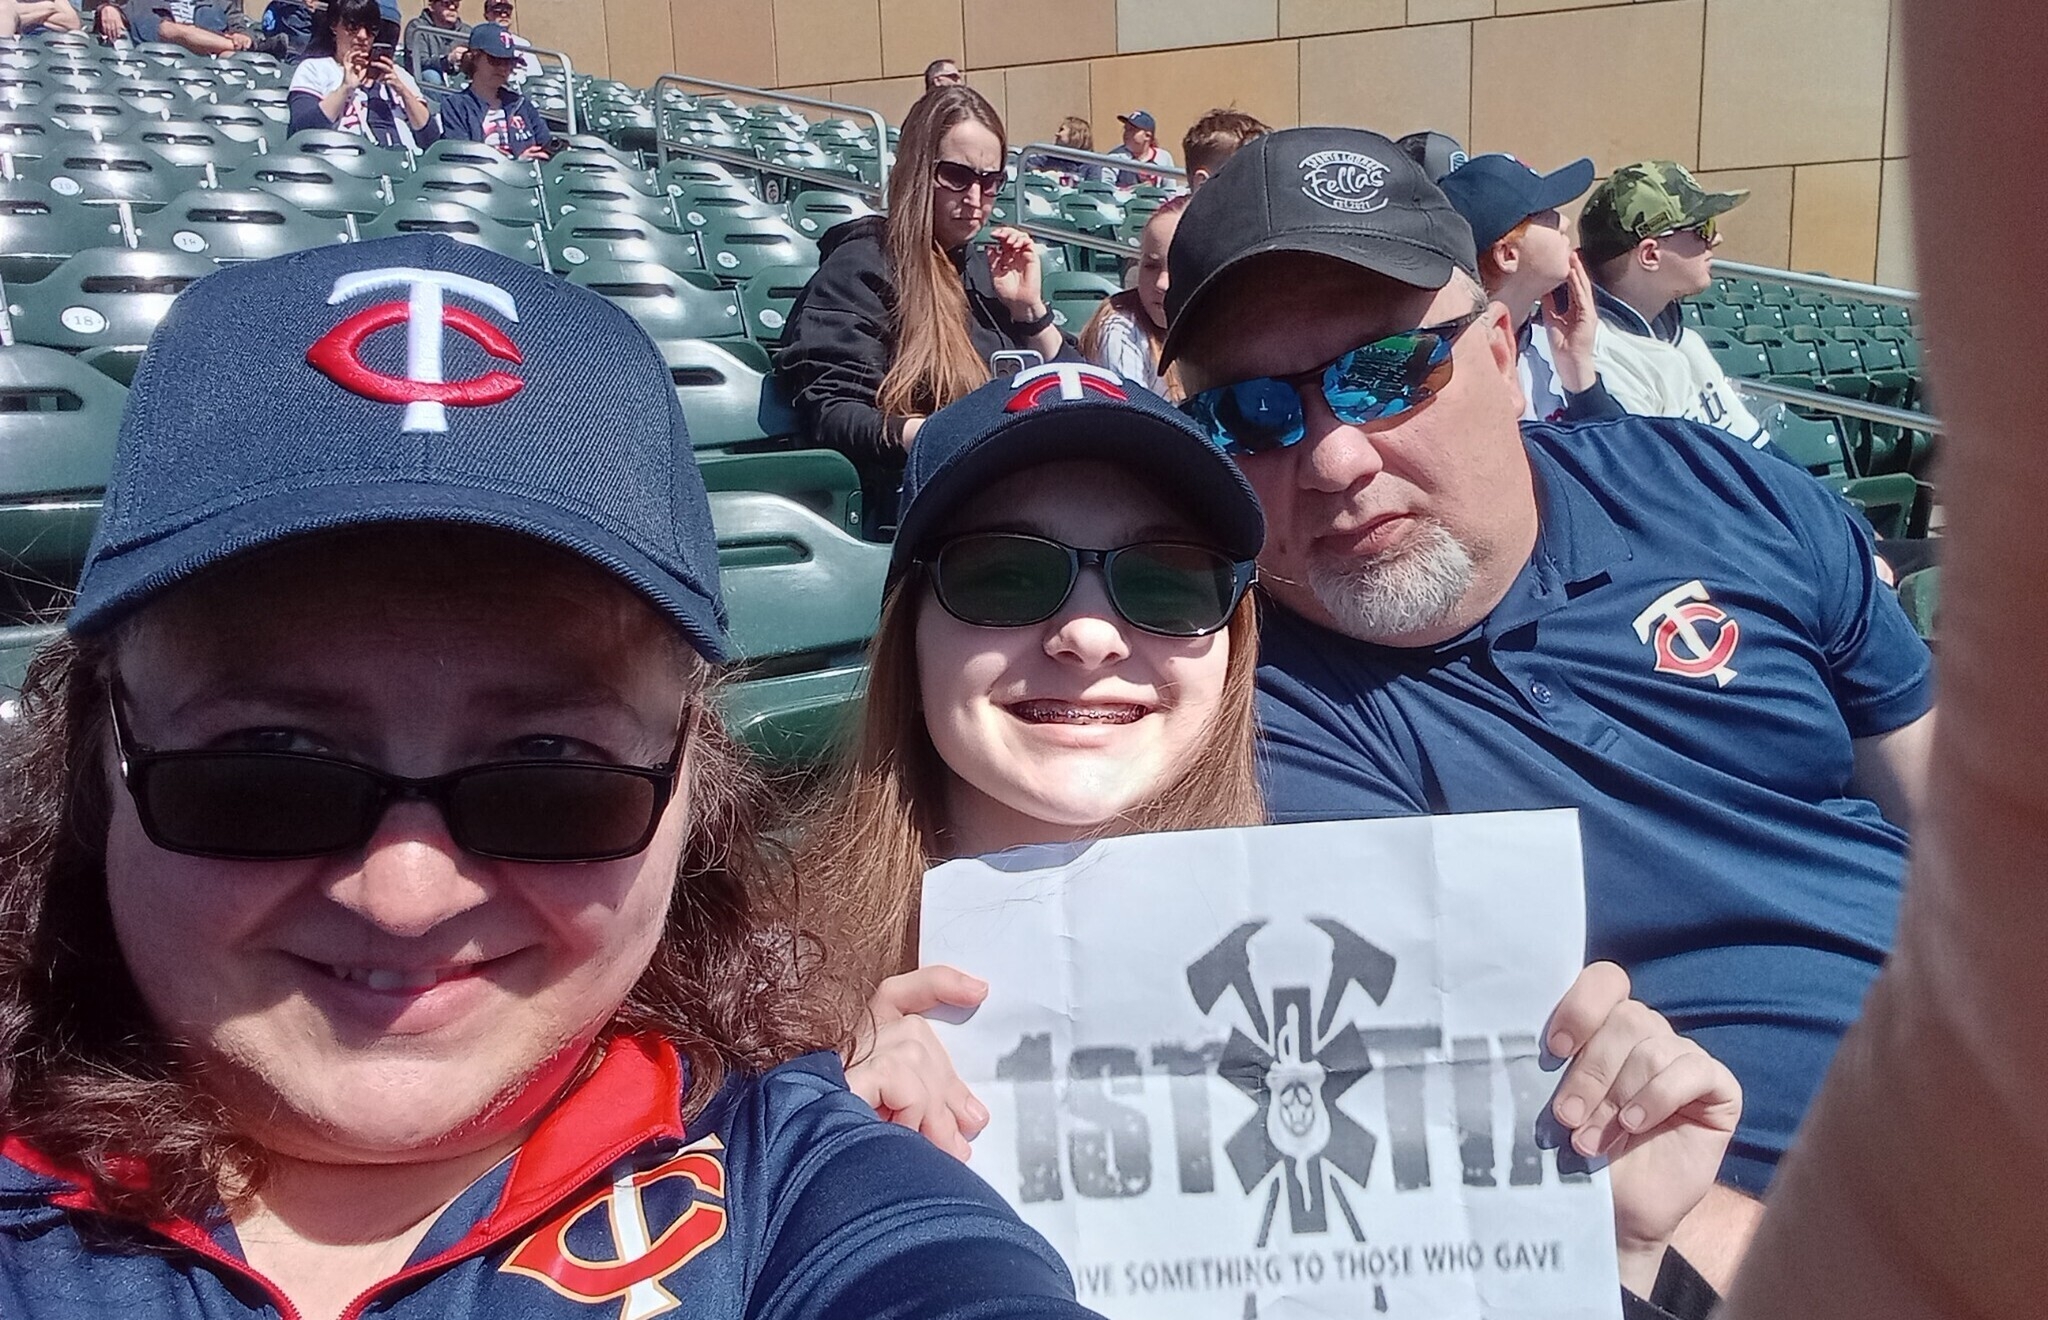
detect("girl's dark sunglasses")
[923,533,1254,639]
[933,159,1007,195]
[108,684,690,863]
[1180,310,1483,455]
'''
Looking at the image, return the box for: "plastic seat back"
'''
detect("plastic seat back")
[357,200,546,266]
[712,489,885,666]
[236,151,392,220]
[546,214,704,274]
[141,187,351,264]
[4,246,213,359]
[657,337,797,448]
[565,260,745,341]
[0,345,124,615]
[738,262,815,346]
[0,185,126,283]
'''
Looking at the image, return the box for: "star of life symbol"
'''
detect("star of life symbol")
[305,266,525,433]
[1005,361,1131,410]
[499,1139,728,1320]
[1189,918,1398,1242]
[1631,579,1741,687]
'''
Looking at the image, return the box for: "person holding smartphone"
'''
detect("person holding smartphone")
[775,85,1080,537]
[1438,153,1625,425]
[287,0,437,151]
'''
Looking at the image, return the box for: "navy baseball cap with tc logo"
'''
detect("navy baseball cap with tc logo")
[1160,126,1478,366]
[69,234,731,662]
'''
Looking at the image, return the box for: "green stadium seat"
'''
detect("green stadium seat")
[566,260,746,341]
[544,149,659,195]
[42,90,145,136]
[1777,303,1821,329]
[110,77,182,117]
[3,247,214,377]
[657,337,796,448]
[196,105,278,149]
[698,447,862,537]
[1708,341,1770,379]
[546,177,685,228]
[668,183,780,227]
[711,489,887,766]
[1763,340,1822,381]
[18,139,199,212]
[1768,413,1920,540]
[1849,303,1887,329]
[656,157,752,196]
[125,118,261,172]
[356,200,547,266]
[545,213,704,274]
[0,344,123,619]
[236,152,392,222]
[1042,271,1121,333]
[393,165,548,227]
[283,128,407,179]
[1699,304,1743,331]
[1816,303,1856,329]
[738,262,813,346]
[139,188,351,264]
[0,108,55,157]
[1895,566,1940,642]
[695,213,819,285]
[785,188,877,240]
[1880,304,1913,328]
[0,186,128,283]
[419,137,541,178]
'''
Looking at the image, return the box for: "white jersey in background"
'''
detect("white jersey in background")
[1590,285,1770,447]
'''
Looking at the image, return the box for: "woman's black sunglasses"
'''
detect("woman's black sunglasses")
[933,159,1007,195]
[922,532,1254,639]
[108,683,689,864]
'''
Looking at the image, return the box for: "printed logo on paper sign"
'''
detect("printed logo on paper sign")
[1299,150,1391,214]
[1191,919,1400,1241]
[306,266,525,434]
[1631,579,1741,687]
[500,1141,728,1319]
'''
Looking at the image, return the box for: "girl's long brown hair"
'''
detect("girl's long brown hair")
[0,635,854,1224]
[800,565,1263,996]
[876,85,1008,421]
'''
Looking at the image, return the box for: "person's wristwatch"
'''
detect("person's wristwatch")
[1009,304,1055,336]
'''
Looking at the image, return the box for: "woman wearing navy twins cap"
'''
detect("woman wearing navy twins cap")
[0,236,1093,1319]
[805,366,1742,1320]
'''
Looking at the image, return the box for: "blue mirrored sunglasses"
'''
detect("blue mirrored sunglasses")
[1180,310,1483,455]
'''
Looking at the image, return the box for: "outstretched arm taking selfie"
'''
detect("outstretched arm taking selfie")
[1719,2,2048,1315]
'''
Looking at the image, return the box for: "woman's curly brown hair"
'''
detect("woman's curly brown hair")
[0,634,858,1223]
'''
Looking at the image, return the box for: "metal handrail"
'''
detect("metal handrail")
[651,74,890,201]
[1008,141,1187,258]
[1733,377,1943,434]
[1712,258,1917,309]
[408,23,577,136]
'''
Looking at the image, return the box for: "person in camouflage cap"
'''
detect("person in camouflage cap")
[1579,159,1766,448]
[1580,160,1749,265]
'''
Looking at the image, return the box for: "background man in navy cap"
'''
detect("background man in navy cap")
[1161,126,1935,1288]
[1103,109,1175,188]
[1440,152,1622,425]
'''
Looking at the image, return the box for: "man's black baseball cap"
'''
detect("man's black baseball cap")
[1160,126,1478,367]
[1438,153,1596,253]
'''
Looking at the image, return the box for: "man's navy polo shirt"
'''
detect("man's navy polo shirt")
[1256,415,1933,1197]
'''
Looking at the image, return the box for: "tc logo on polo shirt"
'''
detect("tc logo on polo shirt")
[1631,580,1741,687]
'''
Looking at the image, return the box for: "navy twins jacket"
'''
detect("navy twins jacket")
[0,1036,1092,1319]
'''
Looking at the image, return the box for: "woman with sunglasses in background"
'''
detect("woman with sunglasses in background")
[804,371,1742,1320]
[775,85,1081,538]
[0,236,1098,1320]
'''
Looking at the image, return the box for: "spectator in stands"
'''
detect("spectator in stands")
[0,0,80,35]
[479,0,542,82]
[92,0,249,52]
[1581,161,1768,447]
[253,0,315,59]
[1103,109,1175,188]
[1079,195,1187,399]
[0,234,1095,1320]
[288,0,438,151]
[433,22,551,159]
[1440,152,1626,425]
[775,85,1078,536]
[1398,129,1469,183]
[1022,115,1094,187]
[805,374,1743,1318]
[403,0,468,84]
[923,57,962,90]
[1181,106,1268,190]
[1163,126,1933,1287]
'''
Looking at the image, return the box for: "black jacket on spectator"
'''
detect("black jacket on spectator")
[434,85,552,157]
[774,215,1080,533]
[403,11,470,77]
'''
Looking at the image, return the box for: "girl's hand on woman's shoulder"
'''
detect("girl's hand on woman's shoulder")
[844,965,991,1161]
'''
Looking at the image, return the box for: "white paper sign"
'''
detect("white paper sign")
[920,812,1621,1320]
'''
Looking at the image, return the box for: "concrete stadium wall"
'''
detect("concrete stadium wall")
[519,0,1914,286]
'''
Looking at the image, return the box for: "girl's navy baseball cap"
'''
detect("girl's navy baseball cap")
[67,234,731,663]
